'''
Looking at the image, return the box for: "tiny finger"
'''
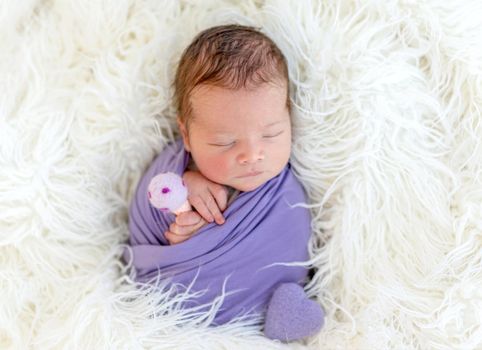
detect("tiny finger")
[169,223,190,236]
[165,231,189,245]
[204,194,225,225]
[211,185,228,212]
[176,211,202,226]
[189,195,214,223]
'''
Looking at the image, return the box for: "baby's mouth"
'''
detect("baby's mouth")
[237,171,263,178]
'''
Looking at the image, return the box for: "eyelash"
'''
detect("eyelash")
[211,131,284,147]
[213,142,235,147]
[263,130,284,138]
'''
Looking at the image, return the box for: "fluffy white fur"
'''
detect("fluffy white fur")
[1,0,481,349]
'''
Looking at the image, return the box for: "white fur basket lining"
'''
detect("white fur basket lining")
[1,0,481,349]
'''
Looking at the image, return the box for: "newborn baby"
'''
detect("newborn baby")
[125,24,324,341]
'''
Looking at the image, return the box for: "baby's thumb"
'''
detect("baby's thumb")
[176,211,202,226]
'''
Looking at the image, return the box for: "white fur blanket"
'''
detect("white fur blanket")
[1,0,481,349]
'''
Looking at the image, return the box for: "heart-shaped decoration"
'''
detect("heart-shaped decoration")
[264,283,324,342]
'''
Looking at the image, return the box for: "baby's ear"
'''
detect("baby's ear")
[177,118,191,152]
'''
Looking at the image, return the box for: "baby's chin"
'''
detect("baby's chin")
[231,182,263,192]
[230,176,271,192]
[229,166,287,192]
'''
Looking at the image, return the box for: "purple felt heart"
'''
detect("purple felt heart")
[264,283,324,342]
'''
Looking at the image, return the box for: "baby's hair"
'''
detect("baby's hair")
[174,24,290,129]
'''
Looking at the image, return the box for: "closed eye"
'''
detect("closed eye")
[263,130,284,138]
[209,141,235,147]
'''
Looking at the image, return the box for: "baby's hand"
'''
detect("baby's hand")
[182,170,228,225]
[164,211,207,245]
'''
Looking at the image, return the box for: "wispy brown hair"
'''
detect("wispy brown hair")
[174,24,290,129]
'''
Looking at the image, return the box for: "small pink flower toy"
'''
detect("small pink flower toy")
[147,172,191,215]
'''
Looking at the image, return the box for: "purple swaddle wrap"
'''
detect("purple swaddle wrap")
[124,138,312,325]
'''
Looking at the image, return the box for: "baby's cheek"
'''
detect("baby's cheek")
[215,157,231,173]
[204,155,231,181]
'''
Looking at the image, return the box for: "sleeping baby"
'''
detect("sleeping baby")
[125,24,324,341]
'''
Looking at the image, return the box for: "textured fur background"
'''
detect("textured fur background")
[1,0,481,349]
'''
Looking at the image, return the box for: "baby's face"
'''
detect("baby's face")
[179,83,291,192]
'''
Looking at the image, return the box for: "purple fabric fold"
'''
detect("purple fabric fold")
[124,138,312,325]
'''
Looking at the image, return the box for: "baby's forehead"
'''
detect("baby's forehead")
[188,83,289,130]
[195,116,287,136]
[190,83,287,106]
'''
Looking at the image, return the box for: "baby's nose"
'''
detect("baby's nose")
[237,145,264,164]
